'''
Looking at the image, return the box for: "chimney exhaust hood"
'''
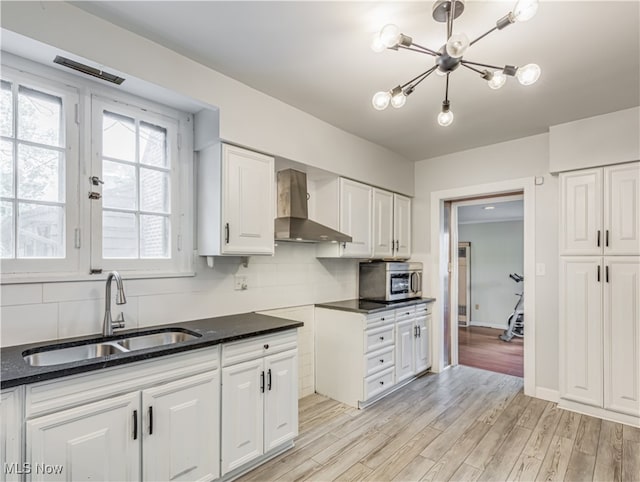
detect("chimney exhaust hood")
[274,169,353,244]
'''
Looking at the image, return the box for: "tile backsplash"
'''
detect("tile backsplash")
[0,243,357,348]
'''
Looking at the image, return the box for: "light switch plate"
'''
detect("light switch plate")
[234,275,248,290]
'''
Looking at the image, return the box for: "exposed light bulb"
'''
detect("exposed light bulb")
[437,109,454,127]
[513,0,539,22]
[488,70,507,89]
[371,34,386,53]
[445,33,470,58]
[391,91,407,108]
[372,91,391,110]
[516,63,541,85]
[435,68,447,77]
[379,24,401,48]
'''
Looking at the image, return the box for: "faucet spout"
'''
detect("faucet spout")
[103,271,127,337]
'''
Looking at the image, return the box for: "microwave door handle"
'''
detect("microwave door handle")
[411,272,417,293]
[417,272,422,293]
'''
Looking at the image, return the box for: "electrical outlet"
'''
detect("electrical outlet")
[234,275,248,291]
[475,304,479,310]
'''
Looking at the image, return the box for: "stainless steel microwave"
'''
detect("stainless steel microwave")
[359,261,423,302]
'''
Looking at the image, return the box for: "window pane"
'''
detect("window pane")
[140,168,169,213]
[140,122,167,168]
[1,81,13,138]
[103,111,135,162]
[17,203,64,258]
[1,140,13,197]
[140,215,169,258]
[17,144,64,202]
[103,160,137,210]
[17,86,63,147]
[103,210,138,258]
[1,201,14,258]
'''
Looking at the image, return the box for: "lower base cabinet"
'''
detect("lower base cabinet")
[1,387,23,482]
[221,332,298,476]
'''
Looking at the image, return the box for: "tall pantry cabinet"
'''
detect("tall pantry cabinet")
[559,161,640,425]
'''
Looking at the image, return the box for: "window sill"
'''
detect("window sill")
[0,270,196,285]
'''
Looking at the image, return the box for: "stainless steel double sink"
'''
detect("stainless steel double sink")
[23,329,201,367]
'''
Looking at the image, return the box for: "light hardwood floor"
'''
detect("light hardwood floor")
[239,366,640,482]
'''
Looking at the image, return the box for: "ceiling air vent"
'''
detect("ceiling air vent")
[53,56,125,85]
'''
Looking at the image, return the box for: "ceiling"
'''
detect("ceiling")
[70,1,639,161]
[458,200,523,224]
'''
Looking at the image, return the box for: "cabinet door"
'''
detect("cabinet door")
[142,371,220,482]
[339,178,373,258]
[26,392,140,482]
[264,350,298,452]
[221,358,264,475]
[604,258,640,416]
[372,188,394,258]
[560,169,603,255]
[393,194,411,259]
[395,319,415,383]
[559,257,603,407]
[1,388,22,482]
[604,162,640,255]
[415,316,431,373]
[221,144,275,255]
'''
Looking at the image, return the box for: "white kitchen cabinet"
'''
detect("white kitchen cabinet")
[27,392,140,482]
[415,310,431,374]
[395,304,432,384]
[142,371,220,482]
[393,194,412,259]
[372,190,412,260]
[198,142,275,256]
[560,162,639,256]
[1,387,23,482]
[220,331,298,477]
[372,188,394,258]
[24,347,221,482]
[395,318,415,383]
[603,258,640,416]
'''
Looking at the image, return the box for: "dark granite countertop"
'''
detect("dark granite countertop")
[316,297,436,314]
[1,313,303,389]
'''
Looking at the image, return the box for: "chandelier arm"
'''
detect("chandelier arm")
[444,73,450,103]
[401,66,439,90]
[398,45,438,57]
[408,43,440,56]
[460,63,485,75]
[461,59,505,71]
[469,26,499,46]
[447,1,456,39]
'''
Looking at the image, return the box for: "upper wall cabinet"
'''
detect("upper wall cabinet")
[198,143,275,256]
[372,189,411,260]
[316,178,373,258]
[560,162,639,256]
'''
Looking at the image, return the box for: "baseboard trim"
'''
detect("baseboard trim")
[468,321,509,330]
[535,387,560,403]
[558,399,640,428]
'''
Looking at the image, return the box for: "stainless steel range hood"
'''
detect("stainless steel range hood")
[274,169,352,243]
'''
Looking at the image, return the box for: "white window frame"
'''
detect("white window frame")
[0,57,194,283]
[0,66,81,275]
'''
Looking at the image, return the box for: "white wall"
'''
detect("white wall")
[0,1,414,196]
[413,133,560,393]
[458,221,524,329]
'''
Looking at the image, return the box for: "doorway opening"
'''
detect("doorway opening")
[455,197,524,377]
[429,177,536,396]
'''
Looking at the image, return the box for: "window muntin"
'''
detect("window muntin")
[0,80,67,260]
[100,110,171,260]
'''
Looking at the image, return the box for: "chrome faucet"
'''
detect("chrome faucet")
[103,271,126,336]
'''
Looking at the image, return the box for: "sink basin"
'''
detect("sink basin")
[23,342,128,367]
[117,331,200,351]
[23,329,202,367]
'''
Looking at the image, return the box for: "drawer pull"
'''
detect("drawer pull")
[379,336,385,341]
[405,312,410,315]
[381,317,385,321]
[379,381,385,385]
[264,344,269,349]
[380,359,384,363]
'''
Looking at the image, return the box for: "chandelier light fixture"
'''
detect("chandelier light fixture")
[371,0,541,126]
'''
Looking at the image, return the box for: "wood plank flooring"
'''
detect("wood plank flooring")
[239,366,640,482]
[458,326,524,377]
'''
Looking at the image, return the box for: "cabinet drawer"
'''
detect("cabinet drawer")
[365,347,394,377]
[415,303,433,316]
[365,310,395,329]
[222,329,297,367]
[395,306,415,321]
[364,325,394,353]
[363,368,394,401]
